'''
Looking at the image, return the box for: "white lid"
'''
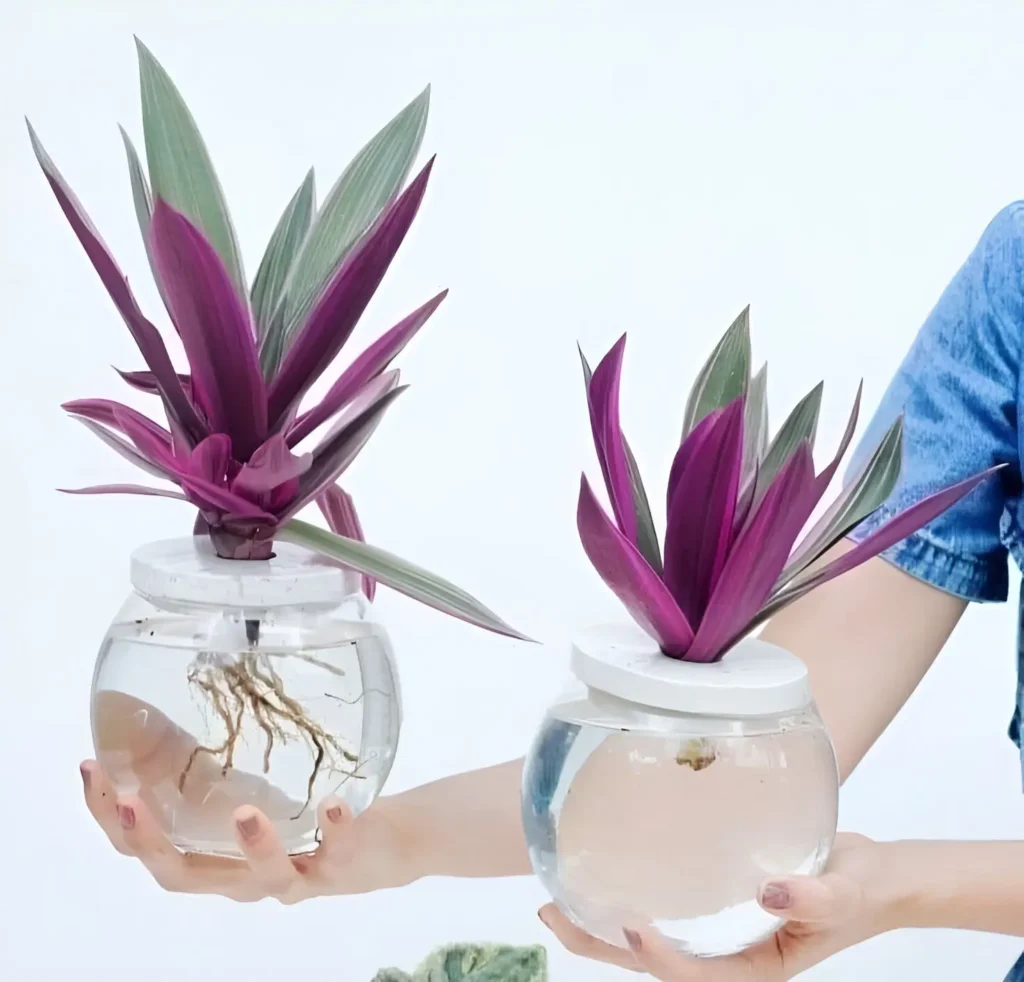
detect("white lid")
[130,537,360,612]
[571,623,811,717]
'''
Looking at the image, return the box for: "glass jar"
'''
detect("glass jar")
[522,625,838,957]
[92,537,401,858]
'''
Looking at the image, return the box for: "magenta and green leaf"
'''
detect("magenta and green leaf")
[577,312,1000,662]
[35,40,528,642]
[578,344,662,573]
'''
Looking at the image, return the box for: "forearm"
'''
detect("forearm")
[385,758,531,881]
[885,839,1024,936]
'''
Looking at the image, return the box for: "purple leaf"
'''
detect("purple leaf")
[178,473,277,520]
[687,444,818,662]
[667,405,723,509]
[232,434,312,496]
[28,123,204,443]
[756,465,1005,622]
[58,484,187,500]
[111,405,180,473]
[287,290,447,447]
[577,474,695,655]
[70,416,177,482]
[317,485,376,600]
[586,335,637,544]
[284,379,406,521]
[116,368,193,402]
[63,399,173,451]
[149,201,267,459]
[266,158,435,428]
[187,434,232,484]
[663,397,744,624]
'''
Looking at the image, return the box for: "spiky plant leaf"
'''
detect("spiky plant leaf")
[279,87,430,352]
[136,38,247,298]
[579,343,661,570]
[252,169,316,348]
[742,362,769,481]
[278,519,530,641]
[681,305,751,437]
[753,380,823,502]
[780,415,903,580]
[120,126,152,240]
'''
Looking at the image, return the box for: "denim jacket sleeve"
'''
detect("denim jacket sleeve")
[844,203,1024,603]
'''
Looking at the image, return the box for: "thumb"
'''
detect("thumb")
[758,873,859,924]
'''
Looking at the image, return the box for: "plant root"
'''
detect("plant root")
[675,738,718,771]
[179,650,363,819]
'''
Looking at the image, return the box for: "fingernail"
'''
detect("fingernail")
[537,909,550,928]
[761,882,791,910]
[117,804,135,830]
[237,815,260,840]
[79,764,91,791]
[326,806,343,824]
[623,928,642,951]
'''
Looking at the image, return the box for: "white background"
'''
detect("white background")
[2,1,1024,979]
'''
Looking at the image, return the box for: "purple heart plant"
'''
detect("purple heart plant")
[577,308,1000,662]
[30,39,525,642]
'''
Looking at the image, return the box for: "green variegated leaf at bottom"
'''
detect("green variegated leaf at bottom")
[754,380,823,501]
[681,305,751,437]
[779,416,904,582]
[374,944,546,982]
[281,86,430,345]
[278,519,531,641]
[578,345,661,571]
[251,168,316,346]
[136,37,247,298]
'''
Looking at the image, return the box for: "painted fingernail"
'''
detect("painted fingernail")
[117,804,135,830]
[237,815,260,840]
[326,806,343,824]
[623,928,642,951]
[537,909,550,928]
[761,882,791,910]
[79,764,91,791]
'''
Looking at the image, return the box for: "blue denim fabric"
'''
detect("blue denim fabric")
[843,203,1024,980]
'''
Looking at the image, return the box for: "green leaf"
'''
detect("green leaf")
[754,381,823,500]
[278,519,531,641]
[681,305,751,437]
[136,37,247,297]
[251,168,316,347]
[120,124,179,319]
[780,416,903,582]
[119,125,152,238]
[742,362,769,483]
[578,345,662,573]
[280,87,430,343]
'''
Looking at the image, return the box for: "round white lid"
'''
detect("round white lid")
[571,623,812,717]
[130,537,360,612]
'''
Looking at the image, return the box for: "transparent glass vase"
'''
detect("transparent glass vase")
[92,537,401,858]
[522,626,838,958]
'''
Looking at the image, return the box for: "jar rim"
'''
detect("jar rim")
[571,624,812,718]
[130,537,361,613]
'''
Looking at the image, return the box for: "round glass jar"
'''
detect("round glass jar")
[91,537,401,858]
[522,625,838,957]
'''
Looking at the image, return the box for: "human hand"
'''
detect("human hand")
[80,691,419,903]
[538,833,902,980]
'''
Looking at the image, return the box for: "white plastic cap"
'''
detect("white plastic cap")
[130,537,360,612]
[571,623,812,718]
